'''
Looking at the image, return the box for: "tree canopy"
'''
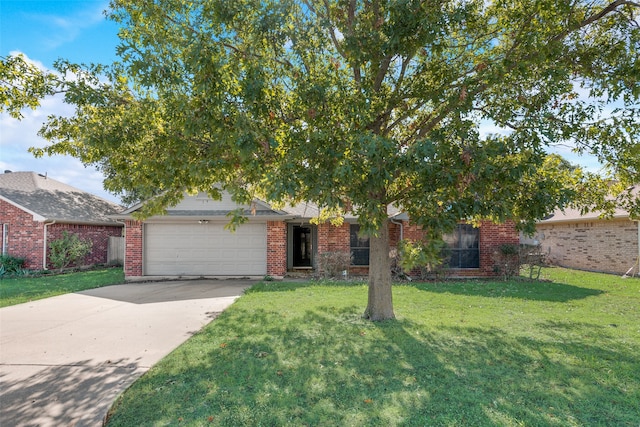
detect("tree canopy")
[2,0,639,319]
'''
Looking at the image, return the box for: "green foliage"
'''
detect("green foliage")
[0,268,124,307]
[48,231,93,271]
[0,254,26,274]
[397,239,448,278]
[105,268,640,426]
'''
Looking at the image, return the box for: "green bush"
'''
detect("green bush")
[48,231,93,271]
[492,243,521,279]
[0,254,26,273]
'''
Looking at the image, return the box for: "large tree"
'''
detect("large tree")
[2,0,639,320]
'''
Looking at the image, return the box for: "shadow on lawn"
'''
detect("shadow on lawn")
[105,306,638,426]
[250,278,603,302]
[400,279,604,302]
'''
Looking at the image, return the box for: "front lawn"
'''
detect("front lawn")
[106,268,640,426]
[0,268,125,307]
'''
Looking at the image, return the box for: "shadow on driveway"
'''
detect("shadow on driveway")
[0,279,253,426]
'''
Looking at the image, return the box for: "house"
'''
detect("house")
[534,199,639,276]
[114,190,519,280]
[0,171,124,270]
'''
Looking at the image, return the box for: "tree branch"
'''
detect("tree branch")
[552,0,640,42]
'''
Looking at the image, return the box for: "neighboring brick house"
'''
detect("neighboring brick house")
[534,201,639,276]
[0,171,124,270]
[114,191,519,280]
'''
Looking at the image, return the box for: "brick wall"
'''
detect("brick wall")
[47,223,123,269]
[536,219,639,275]
[317,222,350,253]
[0,199,45,269]
[393,219,519,278]
[124,220,143,277]
[477,220,520,277]
[267,221,287,277]
[1,200,124,270]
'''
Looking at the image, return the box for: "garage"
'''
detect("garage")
[144,222,267,276]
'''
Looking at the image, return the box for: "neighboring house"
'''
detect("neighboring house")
[114,190,519,280]
[534,198,639,276]
[0,171,124,270]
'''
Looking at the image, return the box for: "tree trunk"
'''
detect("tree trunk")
[363,218,395,321]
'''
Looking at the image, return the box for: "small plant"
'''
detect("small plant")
[492,243,521,280]
[48,231,93,271]
[0,254,26,274]
[263,275,274,282]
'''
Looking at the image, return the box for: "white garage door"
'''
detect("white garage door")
[144,222,267,276]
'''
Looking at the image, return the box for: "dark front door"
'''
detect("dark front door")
[292,226,313,267]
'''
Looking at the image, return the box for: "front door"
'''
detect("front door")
[292,225,313,267]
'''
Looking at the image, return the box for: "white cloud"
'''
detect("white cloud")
[26,2,111,50]
[0,54,118,203]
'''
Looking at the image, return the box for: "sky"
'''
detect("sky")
[0,0,121,202]
[0,1,606,206]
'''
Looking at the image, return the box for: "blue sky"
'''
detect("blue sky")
[1,1,605,205]
[1,0,120,202]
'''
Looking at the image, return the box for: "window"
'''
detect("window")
[2,224,7,255]
[443,224,479,268]
[350,224,370,266]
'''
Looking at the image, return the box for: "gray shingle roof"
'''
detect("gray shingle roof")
[0,171,123,224]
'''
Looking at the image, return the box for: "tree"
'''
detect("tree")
[2,0,639,320]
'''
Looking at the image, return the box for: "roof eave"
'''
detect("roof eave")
[0,194,46,221]
[111,214,297,221]
[538,213,631,224]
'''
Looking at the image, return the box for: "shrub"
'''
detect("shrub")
[0,254,26,274]
[316,251,351,279]
[397,239,449,280]
[48,231,93,271]
[492,243,521,280]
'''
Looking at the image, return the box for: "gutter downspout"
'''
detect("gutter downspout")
[43,220,56,270]
[390,218,404,241]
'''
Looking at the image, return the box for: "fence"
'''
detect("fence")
[107,236,125,266]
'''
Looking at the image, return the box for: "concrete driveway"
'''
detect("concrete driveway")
[0,279,253,426]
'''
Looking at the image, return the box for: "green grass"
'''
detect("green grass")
[106,268,640,426]
[0,267,125,307]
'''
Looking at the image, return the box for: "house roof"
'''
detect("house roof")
[114,191,404,222]
[539,186,637,224]
[0,171,123,225]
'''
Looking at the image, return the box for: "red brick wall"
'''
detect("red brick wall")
[477,220,520,277]
[317,222,350,253]
[312,219,519,278]
[1,200,123,270]
[0,199,45,269]
[47,223,123,269]
[124,220,143,277]
[267,221,287,277]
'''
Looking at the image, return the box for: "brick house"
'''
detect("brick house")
[534,201,639,276]
[114,191,519,280]
[0,171,124,270]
